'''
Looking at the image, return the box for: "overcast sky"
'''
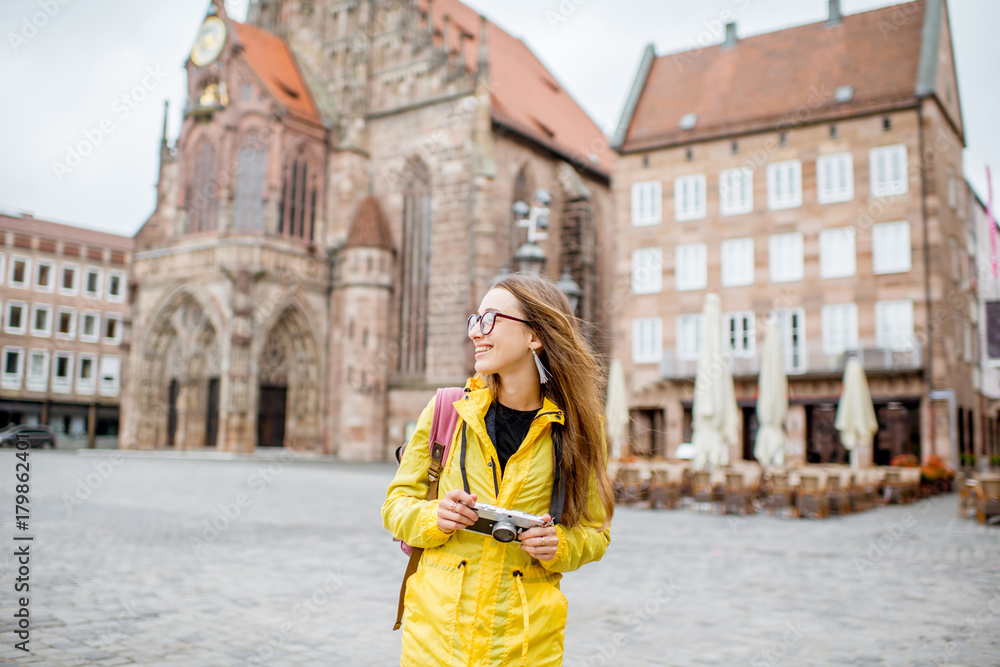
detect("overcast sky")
[1,0,996,236]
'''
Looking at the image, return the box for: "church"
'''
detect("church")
[122,0,613,459]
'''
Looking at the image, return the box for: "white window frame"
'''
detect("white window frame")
[870,144,908,197]
[76,353,97,395]
[8,255,30,289]
[631,181,662,226]
[83,266,103,298]
[816,153,854,204]
[674,174,707,221]
[52,351,74,394]
[719,168,753,216]
[819,227,857,279]
[103,313,123,345]
[676,314,704,361]
[631,247,663,295]
[4,300,27,335]
[34,259,55,293]
[767,160,802,210]
[768,233,804,283]
[872,221,911,274]
[55,306,77,341]
[80,310,101,343]
[632,318,663,365]
[720,237,754,287]
[30,303,52,338]
[1,346,25,391]
[775,308,807,373]
[26,349,49,393]
[0,252,5,286]
[675,243,707,291]
[821,303,859,355]
[59,262,80,296]
[963,321,973,363]
[724,311,756,358]
[99,355,122,397]
[875,300,915,352]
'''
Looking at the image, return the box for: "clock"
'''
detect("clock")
[191,16,227,67]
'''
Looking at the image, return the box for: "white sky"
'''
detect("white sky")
[0,0,996,236]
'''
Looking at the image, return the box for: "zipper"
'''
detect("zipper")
[487,460,499,497]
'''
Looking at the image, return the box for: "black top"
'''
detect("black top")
[485,400,539,477]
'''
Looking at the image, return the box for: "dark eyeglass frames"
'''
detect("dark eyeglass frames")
[467,311,529,336]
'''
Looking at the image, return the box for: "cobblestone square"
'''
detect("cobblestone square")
[0,451,998,666]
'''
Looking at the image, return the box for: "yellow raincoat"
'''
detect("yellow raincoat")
[383,375,611,666]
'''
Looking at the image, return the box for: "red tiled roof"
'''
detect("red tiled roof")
[622,1,927,152]
[426,0,612,175]
[345,195,394,251]
[0,214,134,250]
[232,22,320,124]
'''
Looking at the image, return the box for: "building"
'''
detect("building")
[972,181,1000,468]
[0,213,132,446]
[611,0,977,467]
[123,0,612,457]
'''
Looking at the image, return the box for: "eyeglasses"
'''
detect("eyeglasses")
[468,311,529,336]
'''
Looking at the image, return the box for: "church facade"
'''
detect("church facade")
[121,0,613,459]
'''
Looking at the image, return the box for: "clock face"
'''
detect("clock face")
[191,16,227,67]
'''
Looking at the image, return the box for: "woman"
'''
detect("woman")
[382,272,615,667]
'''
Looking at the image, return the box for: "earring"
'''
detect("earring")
[532,348,552,384]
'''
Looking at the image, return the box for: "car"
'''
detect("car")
[0,424,57,449]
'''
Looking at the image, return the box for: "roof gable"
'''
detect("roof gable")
[231,22,321,124]
[345,195,394,251]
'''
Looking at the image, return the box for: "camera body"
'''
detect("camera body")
[467,503,549,543]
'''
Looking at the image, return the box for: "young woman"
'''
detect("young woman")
[382,272,615,667]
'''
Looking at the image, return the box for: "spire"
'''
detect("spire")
[441,14,450,54]
[477,14,489,78]
[159,100,170,156]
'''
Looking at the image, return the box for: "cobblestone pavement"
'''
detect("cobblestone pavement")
[0,450,998,666]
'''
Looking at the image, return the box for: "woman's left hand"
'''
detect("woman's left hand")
[517,514,558,562]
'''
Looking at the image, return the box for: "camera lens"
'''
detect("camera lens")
[491,520,517,543]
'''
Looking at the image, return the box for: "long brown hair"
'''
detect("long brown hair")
[481,272,614,529]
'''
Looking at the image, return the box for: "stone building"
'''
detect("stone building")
[0,213,132,446]
[123,0,612,458]
[611,0,978,467]
[972,182,1000,468]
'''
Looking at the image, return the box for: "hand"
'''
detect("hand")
[517,514,558,562]
[437,489,478,534]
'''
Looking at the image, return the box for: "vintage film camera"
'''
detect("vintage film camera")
[467,503,551,543]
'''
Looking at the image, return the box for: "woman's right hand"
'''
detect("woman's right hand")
[437,489,478,534]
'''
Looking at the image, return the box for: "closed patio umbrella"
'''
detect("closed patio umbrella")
[605,359,630,461]
[692,294,740,470]
[835,357,879,469]
[755,315,787,468]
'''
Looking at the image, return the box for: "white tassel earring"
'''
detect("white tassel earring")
[532,348,552,384]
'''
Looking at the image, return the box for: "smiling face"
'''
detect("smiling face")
[469,287,539,376]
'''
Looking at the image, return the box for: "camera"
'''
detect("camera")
[467,503,549,543]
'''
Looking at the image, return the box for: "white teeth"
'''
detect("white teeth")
[475,346,492,353]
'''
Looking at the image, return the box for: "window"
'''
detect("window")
[816,153,854,204]
[675,243,707,291]
[234,133,268,231]
[278,150,319,240]
[769,233,804,283]
[631,181,662,226]
[26,350,49,392]
[52,352,74,393]
[2,347,24,390]
[674,174,706,221]
[0,252,5,286]
[106,270,126,303]
[767,160,802,209]
[631,248,663,295]
[776,308,807,373]
[725,311,755,357]
[30,304,52,337]
[9,256,30,288]
[80,310,100,343]
[186,138,218,232]
[875,300,914,351]
[103,314,122,344]
[872,221,911,274]
[719,168,753,216]
[870,144,908,197]
[950,238,961,282]
[947,166,957,210]
[819,227,856,279]
[398,160,431,375]
[77,354,97,395]
[56,307,77,340]
[821,304,859,355]
[99,356,121,397]
[5,300,26,334]
[35,259,54,292]
[59,262,79,296]
[720,238,754,287]
[987,302,1000,359]
[632,318,662,364]
[83,267,102,298]
[963,321,973,363]
[676,314,703,361]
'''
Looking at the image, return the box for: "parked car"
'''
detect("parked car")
[0,424,57,448]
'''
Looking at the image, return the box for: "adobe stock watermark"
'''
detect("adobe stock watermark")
[52,65,169,182]
[8,0,71,53]
[61,452,125,513]
[749,619,805,666]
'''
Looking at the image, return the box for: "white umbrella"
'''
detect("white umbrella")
[605,359,630,461]
[835,358,879,469]
[691,294,740,470]
[754,315,788,468]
